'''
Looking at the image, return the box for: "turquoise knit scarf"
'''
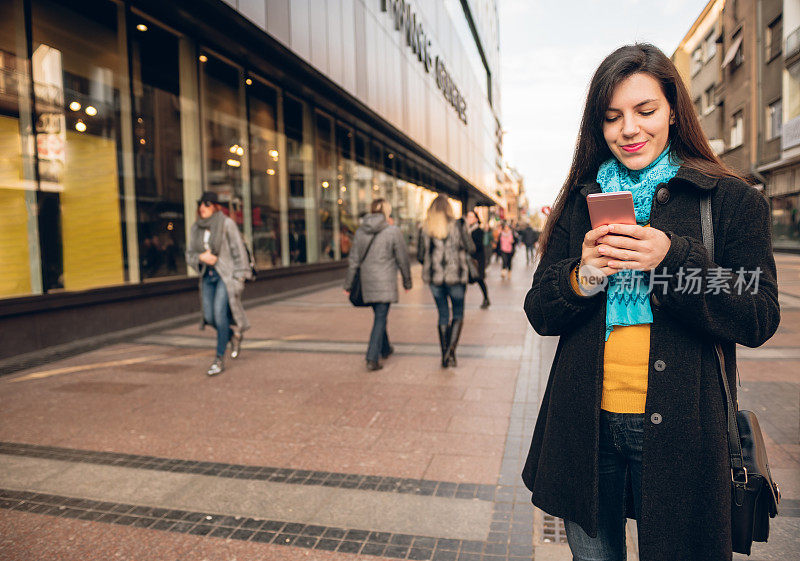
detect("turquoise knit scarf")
[596,147,681,341]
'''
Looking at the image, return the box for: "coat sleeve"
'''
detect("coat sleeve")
[523,192,605,336]
[344,231,362,290]
[186,225,201,273]
[653,187,780,347]
[393,228,412,290]
[225,219,250,281]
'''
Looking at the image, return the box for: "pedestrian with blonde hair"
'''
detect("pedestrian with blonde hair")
[417,195,475,367]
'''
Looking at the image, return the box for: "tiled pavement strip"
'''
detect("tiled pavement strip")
[0,254,798,560]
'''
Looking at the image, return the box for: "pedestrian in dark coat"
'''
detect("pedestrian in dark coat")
[466,210,490,309]
[522,44,780,561]
[344,199,412,371]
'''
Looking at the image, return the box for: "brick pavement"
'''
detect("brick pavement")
[0,252,798,561]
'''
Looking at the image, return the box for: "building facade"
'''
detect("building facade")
[674,0,800,252]
[0,0,506,363]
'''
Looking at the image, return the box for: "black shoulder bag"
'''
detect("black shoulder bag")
[348,232,378,307]
[700,193,780,555]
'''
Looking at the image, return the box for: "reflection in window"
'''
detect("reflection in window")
[0,0,39,297]
[336,123,357,258]
[130,17,186,279]
[285,94,311,264]
[248,78,282,268]
[316,112,337,261]
[31,0,126,292]
[200,52,246,220]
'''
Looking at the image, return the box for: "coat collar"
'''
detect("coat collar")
[578,165,719,197]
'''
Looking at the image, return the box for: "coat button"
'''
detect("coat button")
[656,187,670,204]
[654,359,666,371]
[651,413,663,425]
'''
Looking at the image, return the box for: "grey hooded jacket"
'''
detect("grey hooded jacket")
[344,213,412,304]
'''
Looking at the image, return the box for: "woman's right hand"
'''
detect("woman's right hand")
[580,225,618,277]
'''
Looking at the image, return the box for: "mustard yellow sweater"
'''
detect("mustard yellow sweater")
[571,266,649,413]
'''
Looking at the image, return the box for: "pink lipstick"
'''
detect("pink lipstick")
[621,142,646,153]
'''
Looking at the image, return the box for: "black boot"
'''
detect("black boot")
[437,324,449,368]
[446,319,464,367]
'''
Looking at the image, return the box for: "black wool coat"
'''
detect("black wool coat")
[521,167,780,561]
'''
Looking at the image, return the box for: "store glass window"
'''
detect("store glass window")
[31,0,128,292]
[772,194,800,249]
[336,123,357,258]
[0,0,39,298]
[130,15,186,279]
[200,51,247,223]
[354,132,371,219]
[285,94,313,264]
[315,111,337,261]
[247,77,282,268]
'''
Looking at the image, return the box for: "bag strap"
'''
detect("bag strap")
[357,230,380,268]
[700,192,745,477]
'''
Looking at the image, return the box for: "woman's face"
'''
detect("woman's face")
[602,72,673,171]
[198,201,216,219]
[466,211,477,225]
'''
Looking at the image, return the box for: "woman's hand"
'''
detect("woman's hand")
[580,225,618,277]
[596,224,671,271]
[199,250,218,266]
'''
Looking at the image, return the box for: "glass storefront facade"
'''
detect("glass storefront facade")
[0,0,455,300]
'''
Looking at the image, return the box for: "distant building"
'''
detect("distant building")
[674,0,800,252]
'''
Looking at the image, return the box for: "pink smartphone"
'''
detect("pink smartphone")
[586,192,636,229]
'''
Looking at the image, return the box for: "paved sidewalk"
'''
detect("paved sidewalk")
[0,253,797,561]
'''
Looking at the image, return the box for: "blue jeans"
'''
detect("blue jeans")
[202,268,232,358]
[367,303,391,362]
[429,283,466,326]
[564,410,644,561]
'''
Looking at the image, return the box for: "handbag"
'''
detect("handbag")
[700,193,780,555]
[348,231,379,307]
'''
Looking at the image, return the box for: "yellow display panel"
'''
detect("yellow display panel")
[60,131,124,291]
[0,115,32,298]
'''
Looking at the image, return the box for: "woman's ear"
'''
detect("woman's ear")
[669,111,676,125]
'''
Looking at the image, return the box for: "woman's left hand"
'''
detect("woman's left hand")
[596,224,671,271]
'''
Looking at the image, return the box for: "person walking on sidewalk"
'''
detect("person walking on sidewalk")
[520,222,539,266]
[186,191,252,376]
[417,195,475,367]
[345,199,412,371]
[498,222,517,280]
[521,44,779,561]
[466,210,491,309]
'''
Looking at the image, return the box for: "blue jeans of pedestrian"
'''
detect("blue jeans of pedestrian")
[429,283,466,326]
[564,410,644,561]
[202,268,232,358]
[366,303,391,362]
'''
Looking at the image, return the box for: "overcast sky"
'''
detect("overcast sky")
[499,0,710,211]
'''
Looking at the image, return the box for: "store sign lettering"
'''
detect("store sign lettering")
[380,0,468,125]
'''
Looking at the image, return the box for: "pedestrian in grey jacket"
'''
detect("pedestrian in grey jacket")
[344,199,412,371]
[417,195,475,367]
[186,191,252,376]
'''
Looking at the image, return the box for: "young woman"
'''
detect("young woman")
[522,44,779,561]
[344,199,412,371]
[466,210,491,309]
[498,222,517,279]
[186,191,251,376]
[418,195,475,367]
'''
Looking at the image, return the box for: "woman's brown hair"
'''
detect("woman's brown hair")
[538,43,743,256]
